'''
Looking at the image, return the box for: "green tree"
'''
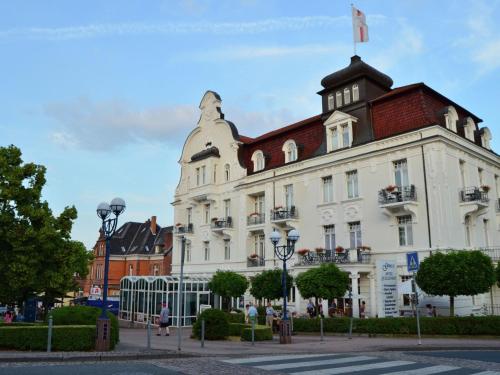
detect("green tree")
[496,263,500,288]
[0,145,92,308]
[208,270,248,311]
[295,263,349,311]
[250,269,293,303]
[416,250,495,316]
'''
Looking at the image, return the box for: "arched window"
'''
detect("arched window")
[224,164,230,181]
[352,84,359,102]
[344,88,350,105]
[283,140,298,163]
[480,127,492,149]
[327,94,334,110]
[464,117,475,141]
[444,106,458,132]
[335,91,342,107]
[251,150,265,172]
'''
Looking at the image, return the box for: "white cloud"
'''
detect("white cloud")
[0,16,351,41]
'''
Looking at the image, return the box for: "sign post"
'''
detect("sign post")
[406,252,421,346]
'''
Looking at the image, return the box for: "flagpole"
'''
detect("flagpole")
[351,3,356,56]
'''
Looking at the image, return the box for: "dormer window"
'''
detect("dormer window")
[344,88,350,105]
[251,150,265,172]
[331,127,339,151]
[480,127,492,149]
[444,106,458,132]
[283,140,298,163]
[327,94,334,110]
[335,91,342,108]
[324,110,357,152]
[352,84,359,102]
[464,117,475,141]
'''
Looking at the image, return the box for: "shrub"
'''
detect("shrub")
[192,309,229,340]
[292,316,500,336]
[241,325,272,341]
[0,325,95,351]
[49,306,119,348]
[225,312,245,324]
[228,323,250,336]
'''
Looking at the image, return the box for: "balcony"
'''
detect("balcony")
[247,255,265,267]
[378,185,417,216]
[174,223,193,235]
[295,248,371,266]
[459,187,489,217]
[480,247,500,262]
[211,217,233,234]
[247,213,265,226]
[270,206,298,227]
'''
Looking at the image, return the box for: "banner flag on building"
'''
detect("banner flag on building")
[352,5,369,45]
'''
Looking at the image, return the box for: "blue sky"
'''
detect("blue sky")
[1,0,499,249]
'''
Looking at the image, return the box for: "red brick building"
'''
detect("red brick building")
[82,216,173,298]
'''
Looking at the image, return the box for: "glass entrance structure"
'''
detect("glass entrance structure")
[119,275,212,326]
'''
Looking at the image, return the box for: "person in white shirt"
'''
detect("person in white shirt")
[248,302,258,324]
[157,303,170,336]
[265,302,275,327]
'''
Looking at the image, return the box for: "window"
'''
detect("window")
[324,225,336,250]
[201,165,206,184]
[185,241,192,262]
[459,160,466,189]
[252,150,265,172]
[483,219,489,247]
[213,164,217,183]
[324,113,355,152]
[254,234,265,258]
[464,215,472,247]
[187,207,192,225]
[464,117,475,141]
[284,184,294,209]
[224,240,231,260]
[327,94,334,110]
[331,127,339,150]
[394,159,409,188]
[322,176,333,203]
[153,264,159,276]
[341,125,349,147]
[283,140,298,163]
[349,222,362,248]
[398,215,413,246]
[254,194,265,214]
[335,91,342,107]
[481,127,492,149]
[128,264,133,276]
[196,168,200,186]
[346,170,359,199]
[224,164,230,181]
[204,204,210,224]
[224,199,231,218]
[203,241,210,261]
[352,84,359,102]
[496,175,500,199]
[343,88,350,105]
[445,106,458,132]
[478,168,484,186]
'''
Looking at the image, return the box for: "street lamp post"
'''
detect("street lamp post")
[269,229,300,344]
[95,198,126,351]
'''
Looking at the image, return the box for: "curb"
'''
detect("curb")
[382,346,500,352]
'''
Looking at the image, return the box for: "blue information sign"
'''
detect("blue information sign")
[406,251,419,272]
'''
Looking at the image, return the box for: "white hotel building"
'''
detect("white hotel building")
[171,56,500,318]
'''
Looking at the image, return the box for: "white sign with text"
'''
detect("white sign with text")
[376,260,399,317]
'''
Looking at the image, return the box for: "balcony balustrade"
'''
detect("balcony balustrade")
[271,206,298,222]
[247,255,265,267]
[174,223,193,235]
[295,248,371,266]
[247,213,265,226]
[459,187,489,204]
[378,185,417,206]
[211,217,233,231]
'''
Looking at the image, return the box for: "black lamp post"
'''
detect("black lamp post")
[269,228,300,344]
[95,197,125,351]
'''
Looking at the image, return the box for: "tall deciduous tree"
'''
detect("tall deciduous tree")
[295,263,349,311]
[250,269,293,303]
[416,250,495,316]
[0,145,92,308]
[208,270,248,311]
[496,263,500,288]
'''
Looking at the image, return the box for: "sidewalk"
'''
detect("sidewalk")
[1,327,498,363]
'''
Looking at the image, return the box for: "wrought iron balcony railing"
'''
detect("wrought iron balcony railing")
[271,206,298,221]
[247,213,265,226]
[295,248,371,266]
[174,223,193,234]
[247,255,265,267]
[211,217,233,230]
[459,187,489,204]
[378,185,417,205]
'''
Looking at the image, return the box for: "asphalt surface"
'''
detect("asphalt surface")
[409,350,500,363]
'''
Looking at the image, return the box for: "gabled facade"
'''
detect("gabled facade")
[171,56,500,317]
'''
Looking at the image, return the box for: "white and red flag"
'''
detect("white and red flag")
[352,6,369,43]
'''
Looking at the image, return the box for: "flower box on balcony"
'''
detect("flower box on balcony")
[297,249,310,256]
[360,245,371,251]
[385,185,397,192]
[274,205,283,210]
[249,212,259,217]
[335,246,345,253]
[481,185,490,192]
[175,223,182,227]
[211,217,218,222]
[315,247,325,254]
[248,253,258,259]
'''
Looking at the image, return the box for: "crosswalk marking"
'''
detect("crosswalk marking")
[380,365,459,375]
[289,360,415,375]
[255,356,376,371]
[222,353,333,364]
[470,372,500,375]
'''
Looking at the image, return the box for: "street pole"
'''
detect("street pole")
[177,236,186,352]
[348,290,353,340]
[412,272,422,345]
[282,240,289,321]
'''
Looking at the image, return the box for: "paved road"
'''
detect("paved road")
[221,352,500,375]
[410,351,500,364]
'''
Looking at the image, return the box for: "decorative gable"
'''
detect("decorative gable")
[324,110,358,152]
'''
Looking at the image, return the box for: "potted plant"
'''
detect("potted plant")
[297,248,310,256]
[360,245,371,251]
[335,246,345,254]
[274,205,283,210]
[249,212,259,217]
[481,185,490,192]
[315,247,325,254]
[175,223,182,227]
[211,217,218,222]
[248,253,258,259]
[385,185,397,192]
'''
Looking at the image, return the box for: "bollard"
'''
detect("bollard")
[320,317,324,342]
[251,319,255,346]
[201,319,205,348]
[47,316,53,353]
[147,319,151,350]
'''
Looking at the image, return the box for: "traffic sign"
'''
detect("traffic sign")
[406,251,419,272]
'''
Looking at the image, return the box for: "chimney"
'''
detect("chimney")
[150,216,157,235]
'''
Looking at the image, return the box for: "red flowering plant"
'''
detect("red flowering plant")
[315,247,326,254]
[297,248,310,256]
[175,223,183,227]
[335,246,345,253]
[481,185,490,192]
[248,253,258,259]
[360,245,371,252]
[385,185,397,192]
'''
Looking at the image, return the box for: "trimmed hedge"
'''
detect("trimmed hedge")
[49,306,119,348]
[228,323,250,336]
[225,312,245,324]
[192,309,229,340]
[0,325,95,351]
[292,316,500,336]
[241,325,272,341]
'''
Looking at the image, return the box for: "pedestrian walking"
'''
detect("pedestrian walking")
[432,305,437,317]
[3,311,12,324]
[248,302,258,324]
[244,304,250,323]
[306,299,315,318]
[360,301,366,319]
[426,304,433,317]
[265,302,274,327]
[157,303,170,336]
